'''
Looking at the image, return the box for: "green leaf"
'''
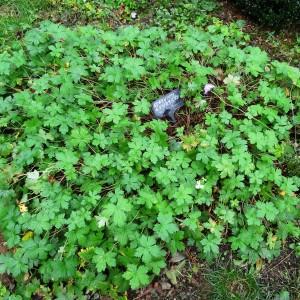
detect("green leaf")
[245,47,269,77]
[102,197,132,226]
[121,57,146,80]
[248,130,278,152]
[200,234,221,256]
[135,235,165,263]
[245,208,261,226]
[92,248,116,272]
[133,98,151,115]
[215,206,236,224]
[103,103,128,124]
[123,264,150,289]
[154,213,179,241]
[137,187,161,209]
[56,150,79,179]
[69,127,92,150]
[256,202,279,222]
[215,154,235,178]
[183,211,201,231]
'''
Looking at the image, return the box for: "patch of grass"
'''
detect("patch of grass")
[0,0,51,43]
[206,267,260,300]
[205,265,299,300]
[204,247,300,300]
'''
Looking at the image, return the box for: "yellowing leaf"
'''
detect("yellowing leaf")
[181,134,199,152]
[285,88,290,96]
[22,231,33,241]
[267,234,278,250]
[23,273,30,281]
[279,190,286,196]
[256,259,264,272]
[18,202,28,213]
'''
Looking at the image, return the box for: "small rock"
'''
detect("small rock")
[131,11,137,19]
[161,281,172,290]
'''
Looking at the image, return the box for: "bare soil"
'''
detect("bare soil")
[129,248,212,300]
[259,248,300,299]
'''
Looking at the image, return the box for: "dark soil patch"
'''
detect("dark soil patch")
[259,248,300,299]
[130,248,212,300]
[0,233,8,255]
[167,107,205,136]
[129,272,212,300]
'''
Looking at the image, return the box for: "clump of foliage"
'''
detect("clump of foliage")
[153,0,217,32]
[49,0,154,20]
[48,0,217,28]
[231,0,300,28]
[0,19,299,299]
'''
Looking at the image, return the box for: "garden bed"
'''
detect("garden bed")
[0,1,299,299]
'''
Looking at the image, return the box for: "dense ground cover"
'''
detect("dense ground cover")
[0,0,299,299]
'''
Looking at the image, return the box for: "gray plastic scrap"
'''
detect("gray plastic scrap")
[151,89,184,122]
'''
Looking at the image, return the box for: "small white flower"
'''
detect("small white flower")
[95,216,108,228]
[58,246,65,254]
[26,170,39,181]
[195,180,205,190]
[195,178,207,190]
[131,11,137,19]
[223,74,241,86]
[204,83,215,95]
